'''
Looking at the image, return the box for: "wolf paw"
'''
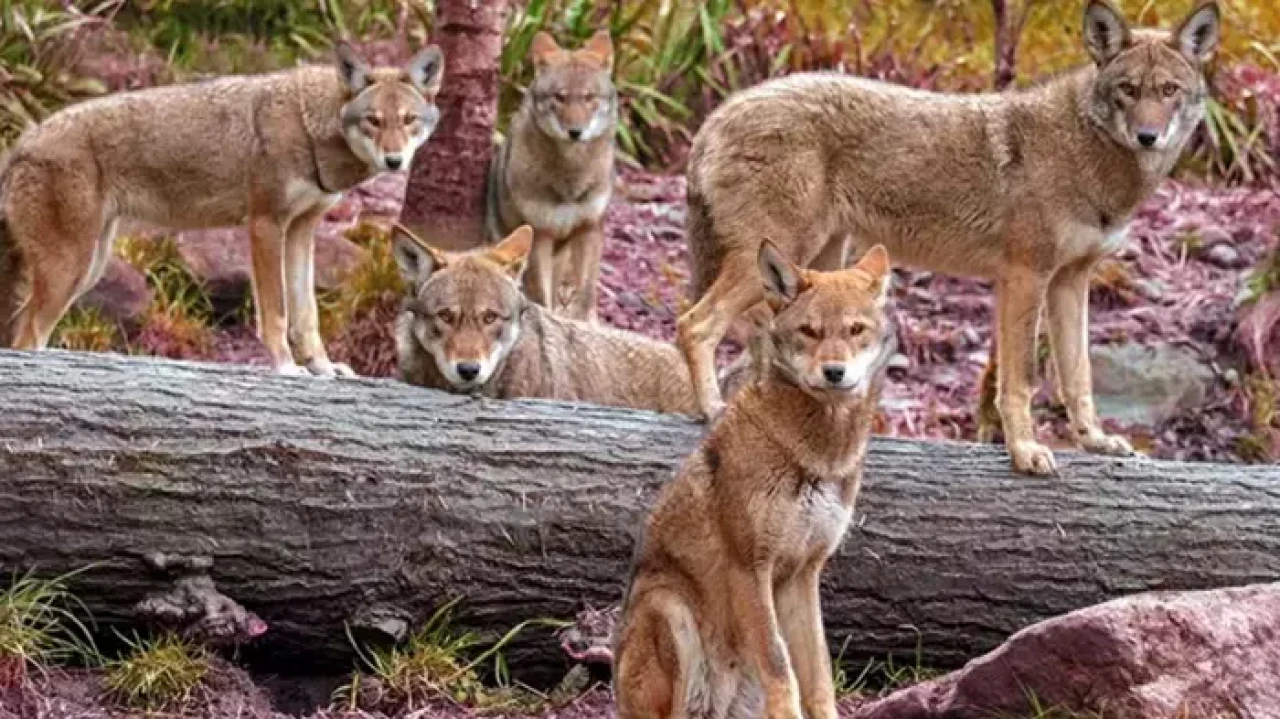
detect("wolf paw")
[1009,440,1058,477]
[1077,429,1134,457]
[272,363,308,377]
[305,357,356,378]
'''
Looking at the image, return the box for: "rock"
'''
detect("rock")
[74,258,152,323]
[176,226,366,304]
[1090,343,1212,427]
[852,583,1280,719]
[1203,242,1245,269]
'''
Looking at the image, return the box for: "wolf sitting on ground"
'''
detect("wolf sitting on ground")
[486,30,618,323]
[0,42,443,376]
[392,223,701,417]
[674,0,1221,475]
[613,242,898,719]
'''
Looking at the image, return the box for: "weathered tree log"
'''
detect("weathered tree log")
[1,350,1279,683]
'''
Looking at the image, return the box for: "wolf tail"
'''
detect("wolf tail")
[0,173,29,348]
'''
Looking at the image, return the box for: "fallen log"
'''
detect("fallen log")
[1,350,1278,684]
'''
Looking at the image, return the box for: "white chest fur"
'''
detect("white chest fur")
[513,190,609,238]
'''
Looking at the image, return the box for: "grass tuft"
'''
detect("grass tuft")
[318,220,405,342]
[834,627,940,699]
[338,598,565,714]
[51,306,120,352]
[0,567,100,689]
[104,631,208,712]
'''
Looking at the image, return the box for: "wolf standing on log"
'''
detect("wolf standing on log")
[0,43,443,376]
[675,0,1221,475]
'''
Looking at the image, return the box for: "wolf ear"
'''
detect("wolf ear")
[405,45,444,95]
[582,30,614,71]
[1172,0,1221,65]
[531,32,563,69]
[392,222,448,283]
[488,226,535,281]
[1083,0,1131,66]
[852,244,892,306]
[335,42,371,93]
[758,240,806,304]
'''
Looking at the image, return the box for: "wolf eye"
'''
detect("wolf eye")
[846,323,867,339]
[481,311,500,326]
[1118,82,1139,99]
[436,309,456,324]
[798,325,820,340]
[1161,83,1179,98]
[554,92,569,103]
[402,113,418,124]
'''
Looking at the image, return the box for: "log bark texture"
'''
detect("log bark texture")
[1,350,1279,682]
[399,0,507,251]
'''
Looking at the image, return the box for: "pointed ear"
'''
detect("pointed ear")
[531,32,563,69]
[1082,0,1131,66]
[1172,0,1221,65]
[405,45,444,95]
[391,222,448,284]
[335,42,371,93]
[487,225,534,280]
[582,30,614,71]
[852,244,892,305]
[758,240,806,304]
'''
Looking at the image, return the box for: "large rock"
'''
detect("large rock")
[852,583,1280,719]
[74,258,152,323]
[176,226,366,305]
[1090,343,1213,427]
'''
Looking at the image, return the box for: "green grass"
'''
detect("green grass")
[337,597,568,713]
[104,631,209,712]
[50,306,121,352]
[0,567,101,687]
[833,628,941,699]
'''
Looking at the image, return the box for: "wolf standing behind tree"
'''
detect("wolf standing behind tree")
[486,30,618,323]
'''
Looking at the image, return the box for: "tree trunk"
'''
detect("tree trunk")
[1,351,1279,685]
[399,0,507,251]
[991,0,1017,90]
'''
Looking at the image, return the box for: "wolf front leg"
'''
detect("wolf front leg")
[727,563,803,719]
[776,562,838,719]
[1047,256,1133,457]
[677,255,764,422]
[248,210,301,375]
[565,222,603,323]
[523,230,558,311]
[995,266,1056,476]
[284,205,353,377]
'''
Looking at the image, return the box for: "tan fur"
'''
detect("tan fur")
[676,0,1221,475]
[613,244,897,719]
[486,30,618,323]
[393,224,700,417]
[0,42,443,375]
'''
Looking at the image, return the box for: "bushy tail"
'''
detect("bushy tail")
[0,203,27,348]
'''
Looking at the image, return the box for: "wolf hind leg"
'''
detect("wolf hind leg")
[615,590,707,719]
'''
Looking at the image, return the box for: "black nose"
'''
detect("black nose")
[1136,132,1158,148]
[456,362,480,382]
[385,155,403,170]
[822,365,846,385]
[567,128,583,141]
